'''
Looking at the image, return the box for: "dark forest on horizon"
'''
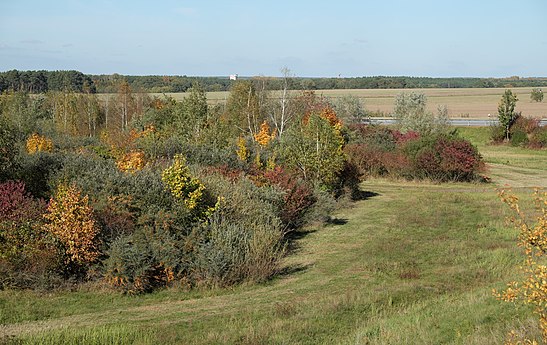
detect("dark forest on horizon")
[1,69,547,94]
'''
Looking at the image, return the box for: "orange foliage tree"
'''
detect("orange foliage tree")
[254,121,276,147]
[43,184,100,267]
[26,133,53,154]
[496,189,547,344]
[116,150,146,173]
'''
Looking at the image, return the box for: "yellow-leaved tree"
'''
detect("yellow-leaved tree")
[162,154,216,220]
[26,133,53,154]
[43,184,100,267]
[496,189,547,344]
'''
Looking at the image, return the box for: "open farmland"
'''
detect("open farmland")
[150,87,547,119]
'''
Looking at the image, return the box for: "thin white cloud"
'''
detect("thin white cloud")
[20,39,44,45]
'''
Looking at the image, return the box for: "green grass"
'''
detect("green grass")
[456,127,547,187]
[2,127,546,344]
[1,180,540,344]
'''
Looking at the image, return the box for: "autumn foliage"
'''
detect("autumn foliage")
[26,133,53,154]
[236,136,250,162]
[496,190,547,344]
[0,181,59,288]
[346,126,484,182]
[116,150,146,173]
[43,184,100,266]
[162,154,215,218]
[254,121,276,147]
[261,167,316,229]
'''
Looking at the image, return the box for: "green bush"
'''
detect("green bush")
[529,126,547,148]
[102,219,188,294]
[490,125,506,143]
[0,117,18,182]
[510,129,528,147]
[194,214,284,286]
[191,174,286,286]
[16,151,63,198]
[200,174,284,231]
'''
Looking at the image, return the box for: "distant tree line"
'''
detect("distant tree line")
[2,69,547,94]
[0,70,95,93]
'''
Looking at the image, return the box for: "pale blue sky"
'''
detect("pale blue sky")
[1,0,546,77]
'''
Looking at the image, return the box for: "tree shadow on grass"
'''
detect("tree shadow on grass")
[327,218,348,225]
[351,190,380,201]
[277,263,314,278]
[284,228,316,253]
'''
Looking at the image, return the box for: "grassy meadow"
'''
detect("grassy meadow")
[150,87,547,119]
[1,127,546,344]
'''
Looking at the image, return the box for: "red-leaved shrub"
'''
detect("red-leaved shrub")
[437,138,483,180]
[348,128,484,182]
[0,181,60,288]
[262,167,316,230]
[392,130,420,145]
[0,180,45,222]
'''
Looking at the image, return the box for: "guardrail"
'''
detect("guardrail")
[362,118,547,127]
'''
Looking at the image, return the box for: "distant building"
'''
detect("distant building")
[229,74,238,81]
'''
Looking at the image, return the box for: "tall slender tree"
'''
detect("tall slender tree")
[497,89,518,140]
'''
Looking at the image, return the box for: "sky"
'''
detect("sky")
[1,0,546,77]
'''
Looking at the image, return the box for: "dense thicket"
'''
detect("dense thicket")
[2,69,546,94]
[0,79,485,293]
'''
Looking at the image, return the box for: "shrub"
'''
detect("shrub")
[16,151,64,199]
[349,130,484,182]
[304,187,338,225]
[334,160,363,199]
[0,181,61,289]
[413,147,442,180]
[181,143,242,170]
[43,184,100,271]
[496,190,547,344]
[162,154,216,220]
[510,129,528,147]
[382,151,411,178]
[361,126,397,151]
[194,214,284,286]
[512,116,540,135]
[345,143,387,177]
[392,130,420,145]
[436,138,484,181]
[0,117,19,182]
[116,150,146,173]
[102,215,186,294]
[261,166,316,229]
[529,126,547,149]
[490,124,506,143]
[200,174,283,231]
[406,135,483,181]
